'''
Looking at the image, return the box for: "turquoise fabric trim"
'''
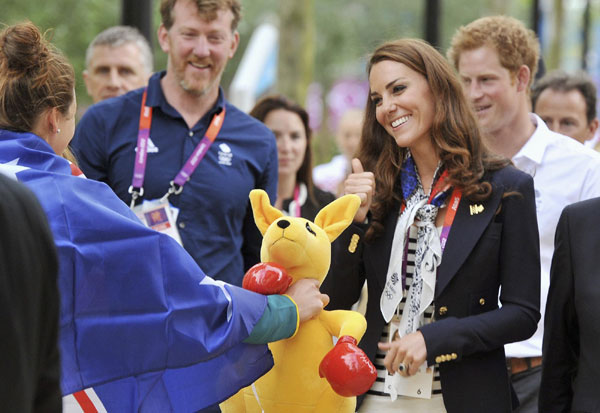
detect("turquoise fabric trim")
[244,295,298,344]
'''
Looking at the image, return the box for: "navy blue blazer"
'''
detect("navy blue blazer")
[540,197,600,413]
[322,165,541,413]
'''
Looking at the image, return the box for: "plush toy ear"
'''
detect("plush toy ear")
[249,189,284,236]
[314,194,361,242]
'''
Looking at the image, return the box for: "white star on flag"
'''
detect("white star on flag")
[0,158,30,181]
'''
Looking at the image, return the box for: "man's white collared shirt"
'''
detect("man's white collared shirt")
[506,114,600,358]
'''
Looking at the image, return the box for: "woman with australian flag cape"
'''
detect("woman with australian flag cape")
[0,22,327,411]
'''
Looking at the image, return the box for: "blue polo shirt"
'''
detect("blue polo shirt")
[72,71,277,285]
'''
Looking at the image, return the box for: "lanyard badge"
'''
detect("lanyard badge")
[132,198,183,246]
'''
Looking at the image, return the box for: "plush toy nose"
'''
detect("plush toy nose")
[277,220,290,229]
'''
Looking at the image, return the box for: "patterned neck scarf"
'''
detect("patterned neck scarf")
[380,152,450,335]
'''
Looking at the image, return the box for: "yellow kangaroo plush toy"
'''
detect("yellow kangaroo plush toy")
[220,189,376,413]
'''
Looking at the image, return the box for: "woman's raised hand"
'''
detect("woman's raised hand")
[344,158,375,223]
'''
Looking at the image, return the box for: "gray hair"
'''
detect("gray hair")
[85,26,153,74]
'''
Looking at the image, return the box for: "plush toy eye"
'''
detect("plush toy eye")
[305,222,317,236]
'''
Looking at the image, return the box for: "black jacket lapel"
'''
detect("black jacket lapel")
[367,184,503,298]
[436,187,503,297]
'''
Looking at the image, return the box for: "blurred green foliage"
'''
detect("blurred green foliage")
[2,0,121,110]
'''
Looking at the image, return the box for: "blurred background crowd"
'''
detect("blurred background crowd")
[5,0,597,164]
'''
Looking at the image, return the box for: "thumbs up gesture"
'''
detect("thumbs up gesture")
[344,158,375,223]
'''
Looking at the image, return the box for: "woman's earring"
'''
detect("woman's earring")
[57,128,61,134]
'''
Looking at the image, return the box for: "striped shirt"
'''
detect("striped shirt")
[362,225,444,410]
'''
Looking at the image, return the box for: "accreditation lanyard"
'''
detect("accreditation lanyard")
[400,172,462,288]
[284,184,302,218]
[293,184,301,217]
[129,88,226,207]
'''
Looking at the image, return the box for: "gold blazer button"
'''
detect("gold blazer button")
[479,298,486,306]
[348,234,360,253]
[438,306,448,316]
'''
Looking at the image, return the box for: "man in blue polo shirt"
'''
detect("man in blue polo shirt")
[72,0,277,286]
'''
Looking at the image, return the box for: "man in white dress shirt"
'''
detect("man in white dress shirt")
[448,15,600,412]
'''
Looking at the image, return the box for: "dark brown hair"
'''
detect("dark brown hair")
[250,94,318,205]
[0,21,74,133]
[532,70,597,123]
[360,38,508,240]
[160,0,242,31]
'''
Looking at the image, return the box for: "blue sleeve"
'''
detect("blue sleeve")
[71,106,109,182]
[36,176,271,395]
[263,134,278,202]
[242,130,278,271]
[244,295,299,344]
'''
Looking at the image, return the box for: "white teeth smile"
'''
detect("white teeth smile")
[391,115,410,128]
[190,62,209,69]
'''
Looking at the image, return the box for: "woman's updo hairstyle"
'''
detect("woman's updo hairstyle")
[0,21,74,132]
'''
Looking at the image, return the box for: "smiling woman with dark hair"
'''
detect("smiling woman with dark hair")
[321,38,541,413]
[251,94,335,220]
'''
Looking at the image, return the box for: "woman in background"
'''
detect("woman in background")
[250,95,335,220]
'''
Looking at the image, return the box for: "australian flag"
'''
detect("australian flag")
[0,130,273,412]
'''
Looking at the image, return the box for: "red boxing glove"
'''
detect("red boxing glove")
[242,262,293,295]
[319,335,377,397]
